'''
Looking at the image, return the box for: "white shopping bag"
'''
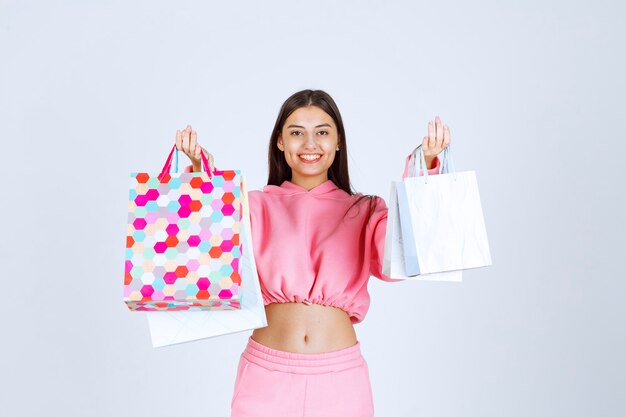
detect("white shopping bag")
[400,145,492,275]
[146,176,268,347]
[383,181,462,282]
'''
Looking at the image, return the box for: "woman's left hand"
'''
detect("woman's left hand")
[422,115,451,168]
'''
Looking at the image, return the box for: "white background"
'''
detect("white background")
[1,1,624,416]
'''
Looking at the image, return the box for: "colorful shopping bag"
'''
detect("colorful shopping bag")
[124,144,243,311]
[398,145,492,275]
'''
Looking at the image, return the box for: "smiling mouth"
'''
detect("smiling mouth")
[299,154,322,162]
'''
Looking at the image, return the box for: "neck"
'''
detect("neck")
[290,172,328,191]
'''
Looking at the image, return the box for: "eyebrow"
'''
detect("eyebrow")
[286,123,333,129]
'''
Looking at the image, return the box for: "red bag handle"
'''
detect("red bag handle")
[158,144,214,181]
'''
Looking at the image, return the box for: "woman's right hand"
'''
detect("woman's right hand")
[175,124,215,172]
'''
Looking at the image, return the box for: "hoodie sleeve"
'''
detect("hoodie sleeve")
[368,196,405,282]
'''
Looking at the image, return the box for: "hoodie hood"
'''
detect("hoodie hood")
[263,179,343,196]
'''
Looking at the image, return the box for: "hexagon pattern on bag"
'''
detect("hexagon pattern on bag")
[124,170,242,311]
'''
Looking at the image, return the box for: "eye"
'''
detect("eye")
[290,131,302,136]
[317,131,329,135]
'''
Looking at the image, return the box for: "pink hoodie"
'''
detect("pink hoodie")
[185,154,440,324]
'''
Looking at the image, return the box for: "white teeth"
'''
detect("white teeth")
[300,154,321,161]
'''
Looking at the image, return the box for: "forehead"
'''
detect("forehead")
[285,106,335,127]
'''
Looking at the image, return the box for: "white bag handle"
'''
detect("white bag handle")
[407,144,456,183]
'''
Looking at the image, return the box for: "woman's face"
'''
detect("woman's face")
[277,106,340,189]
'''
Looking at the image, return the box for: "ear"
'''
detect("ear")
[277,133,284,151]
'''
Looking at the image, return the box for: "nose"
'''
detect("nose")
[303,133,319,150]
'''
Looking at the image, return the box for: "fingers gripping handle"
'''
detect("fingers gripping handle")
[405,144,456,183]
[158,144,214,181]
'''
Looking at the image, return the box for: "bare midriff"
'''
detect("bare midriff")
[250,302,358,354]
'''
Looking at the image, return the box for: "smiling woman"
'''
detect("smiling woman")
[179,89,450,416]
[276,106,340,190]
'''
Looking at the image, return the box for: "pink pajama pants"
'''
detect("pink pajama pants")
[231,336,375,417]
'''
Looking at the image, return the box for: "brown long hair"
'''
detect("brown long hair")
[266,89,378,220]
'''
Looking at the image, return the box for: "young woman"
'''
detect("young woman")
[177,89,450,417]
